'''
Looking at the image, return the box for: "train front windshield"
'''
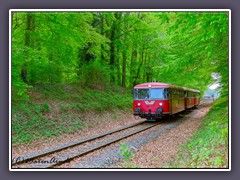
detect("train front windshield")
[134,88,166,99]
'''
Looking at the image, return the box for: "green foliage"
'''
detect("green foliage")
[152,12,228,94]
[119,142,138,168]
[12,85,132,144]
[120,142,134,161]
[40,103,50,113]
[11,11,229,148]
[78,59,110,88]
[12,101,87,144]
[12,11,228,95]
[166,96,229,168]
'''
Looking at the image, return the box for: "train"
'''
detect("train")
[133,82,200,120]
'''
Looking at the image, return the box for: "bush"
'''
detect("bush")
[119,142,138,168]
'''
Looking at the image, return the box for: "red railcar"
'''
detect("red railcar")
[133,82,200,120]
[184,88,200,109]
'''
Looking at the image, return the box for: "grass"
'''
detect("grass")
[165,96,229,168]
[119,142,139,168]
[12,84,133,144]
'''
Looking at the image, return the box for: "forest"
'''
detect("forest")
[11,11,229,168]
[12,11,229,101]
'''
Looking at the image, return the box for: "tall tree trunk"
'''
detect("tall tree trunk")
[145,52,152,82]
[115,48,121,85]
[100,13,105,63]
[130,50,137,87]
[109,19,116,83]
[21,13,34,84]
[122,50,127,87]
[143,49,148,82]
[109,12,122,84]
[133,45,145,86]
[121,13,128,88]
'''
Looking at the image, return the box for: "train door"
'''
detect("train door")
[177,89,181,112]
[169,88,172,114]
[163,88,170,114]
[171,88,177,114]
[194,92,197,106]
[180,90,185,111]
[184,91,187,109]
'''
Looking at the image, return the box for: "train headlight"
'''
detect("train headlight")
[135,108,141,112]
[159,102,163,106]
[138,103,141,106]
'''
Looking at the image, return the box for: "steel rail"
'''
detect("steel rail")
[32,122,161,168]
[12,99,211,168]
[12,120,147,166]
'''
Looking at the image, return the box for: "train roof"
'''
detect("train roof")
[183,87,200,93]
[134,82,200,93]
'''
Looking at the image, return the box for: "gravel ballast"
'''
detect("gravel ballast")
[12,102,212,169]
[69,103,211,168]
[12,110,140,160]
[128,103,212,168]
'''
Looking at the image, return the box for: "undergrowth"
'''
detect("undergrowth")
[12,84,132,144]
[165,96,229,168]
[119,142,138,168]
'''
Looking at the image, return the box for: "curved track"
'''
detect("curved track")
[12,120,160,168]
[12,99,211,169]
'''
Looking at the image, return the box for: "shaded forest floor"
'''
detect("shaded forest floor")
[12,84,133,145]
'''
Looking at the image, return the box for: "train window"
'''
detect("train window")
[134,89,149,99]
[169,89,172,98]
[134,88,166,99]
[150,88,164,99]
[173,89,178,98]
[172,89,175,98]
[181,91,184,98]
[163,88,170,99]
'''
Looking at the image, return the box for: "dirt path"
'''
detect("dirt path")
[128,103,212,168]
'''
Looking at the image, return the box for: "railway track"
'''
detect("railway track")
[12,120,162,168]
[12,99,211,169]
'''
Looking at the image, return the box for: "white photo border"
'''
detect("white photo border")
[9,9,231,171]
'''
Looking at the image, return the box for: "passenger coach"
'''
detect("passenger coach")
[133,82,200,120]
